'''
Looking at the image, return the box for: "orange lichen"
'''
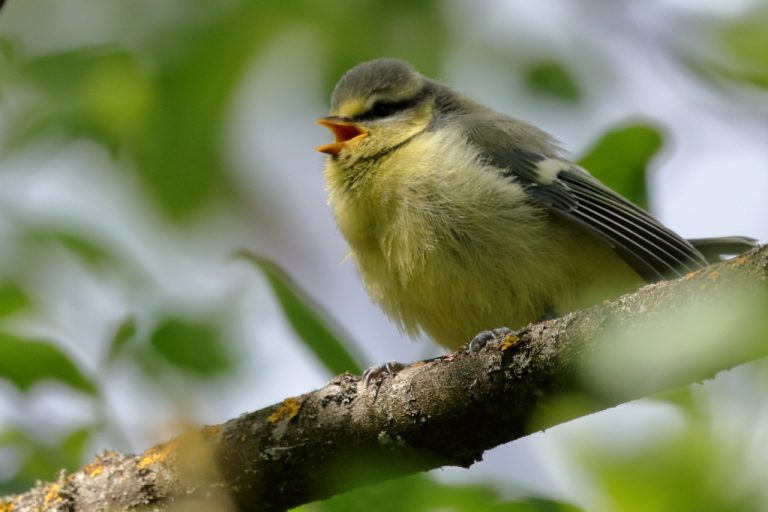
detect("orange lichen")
[500,334,520,351]
[267,397,301,424]
[0,500,14,512]
[700,270,721,290]
[84,462,104,478]
[137,440,178,469]
[43,483,61,506]
[729,256,748,268]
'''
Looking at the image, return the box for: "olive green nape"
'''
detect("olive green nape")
[330,58,424,111]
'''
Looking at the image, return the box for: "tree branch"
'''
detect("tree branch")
[3,246,767,512]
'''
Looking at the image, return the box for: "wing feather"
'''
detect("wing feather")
[464,117,707,281]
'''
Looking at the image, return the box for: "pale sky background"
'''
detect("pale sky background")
[0,0,767,505]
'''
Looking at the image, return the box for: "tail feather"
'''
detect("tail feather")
[687,236,759,264]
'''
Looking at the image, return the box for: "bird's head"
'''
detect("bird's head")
[316,59,437,166]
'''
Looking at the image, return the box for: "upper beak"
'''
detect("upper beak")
[316,117,369,156]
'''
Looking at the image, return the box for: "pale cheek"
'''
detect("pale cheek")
[355,132,392,156]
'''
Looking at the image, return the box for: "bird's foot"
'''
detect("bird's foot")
[362,360,407,387]
[468,327,513,352]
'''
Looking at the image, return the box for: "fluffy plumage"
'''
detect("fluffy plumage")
[319,58,756,349]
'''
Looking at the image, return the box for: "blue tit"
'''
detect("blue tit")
[317,58,756,350]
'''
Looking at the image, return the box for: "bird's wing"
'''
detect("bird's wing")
[465,117,708,281]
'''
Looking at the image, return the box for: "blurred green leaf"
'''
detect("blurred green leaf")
[55,233,113,265]
[582,289,768,402]
[0,426,93,495]
[721,12,768,87]
[5,48,138,154]
[240,253,362,375]
[60,427,92,465]
[23,230,114,266]
[148,318,232,377]
[107,316,137,363]
[681,11,768,91]
[578,123,664,209]
[650,386,699,418]
[0,37,16,62]
[584,428,761,512]
[0,331,97,394]
[317,0,446,91]
[0,36,17,84]
[0,282,31,317]
[4,43,226,219]
[305,473,582,512]
[524,61,581,102]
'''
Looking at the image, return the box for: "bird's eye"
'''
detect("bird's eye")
[370,101,398,118]
[356,95,422,121]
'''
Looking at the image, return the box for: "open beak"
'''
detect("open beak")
[316,117,369,156]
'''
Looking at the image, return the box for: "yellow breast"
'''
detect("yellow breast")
[324,128,640,348]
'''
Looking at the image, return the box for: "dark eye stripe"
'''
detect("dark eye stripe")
[354,88,429,121]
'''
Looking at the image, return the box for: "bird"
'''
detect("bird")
[316,58,757,352]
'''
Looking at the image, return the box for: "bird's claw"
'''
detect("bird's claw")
[362,360,407,386]
[468,327,513,352]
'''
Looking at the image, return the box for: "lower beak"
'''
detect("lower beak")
[316,117,369,156]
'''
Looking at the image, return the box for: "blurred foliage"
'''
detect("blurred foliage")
[681,8,768,92]
[582,427,763,512]
[303,473,583,512]
[146,318,233,378]
[242,253,362,375]
[0,331,96,394]
[106,316,137,364]
[716,11,768,89]
[21,229,116,267]
[578,123,663,209]
[582,289,768,402]
[0,0,448,221]
[0,282,30,317]
[523,61,581,102]
[0,426,92,495]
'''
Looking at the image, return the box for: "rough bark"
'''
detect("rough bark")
[2,246,767,512]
